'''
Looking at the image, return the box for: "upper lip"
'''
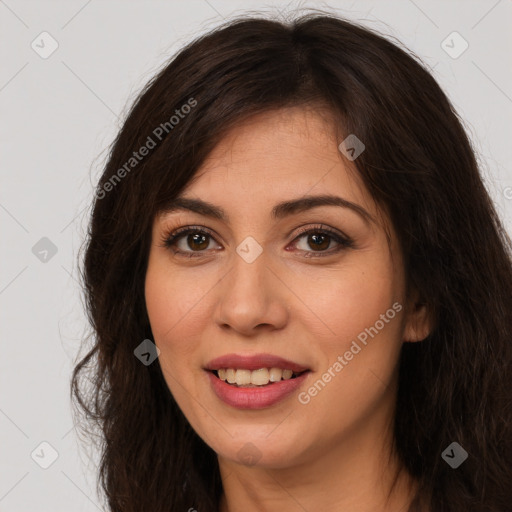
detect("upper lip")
[204,353,310,373]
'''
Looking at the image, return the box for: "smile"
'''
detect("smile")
[213,367,306,387]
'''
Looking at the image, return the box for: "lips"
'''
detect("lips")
[206,369,310,409]
[203,353,311,409]
[204,353,310,373]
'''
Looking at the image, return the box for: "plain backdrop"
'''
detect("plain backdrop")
[1,1,511,510]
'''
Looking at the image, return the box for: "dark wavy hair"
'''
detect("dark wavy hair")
[71,10,512,512]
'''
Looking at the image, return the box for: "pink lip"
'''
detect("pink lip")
[206,370,310,409]
[204,353,310,373]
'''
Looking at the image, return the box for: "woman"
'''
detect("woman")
[72,11,512,512]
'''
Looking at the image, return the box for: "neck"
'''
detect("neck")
[219,452,416,512]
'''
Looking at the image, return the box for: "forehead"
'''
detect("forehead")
[181,107,374,217]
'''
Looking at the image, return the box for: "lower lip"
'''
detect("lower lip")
[206,370,310,409]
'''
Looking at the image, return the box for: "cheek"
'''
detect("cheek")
[144,258,208,377]
[296,254,404,406]
[334,274,399,346]
[298,254,401,349]
[144,261,209,420]
[145,255,213,341]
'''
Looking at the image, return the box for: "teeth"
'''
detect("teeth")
[215,367,302,386]
[251,368,269,385]
[269,368,283,382]
[235,369,251,386]
[226,369,236,384]
[282,369,293,380]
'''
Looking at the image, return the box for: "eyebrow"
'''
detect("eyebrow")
[160,194,376,226]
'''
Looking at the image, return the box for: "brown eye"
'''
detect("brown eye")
[185,232,210,251]
[304,233,331,251]
[292,225,353,257]
[162,224,353,259]
[162,226,220,257]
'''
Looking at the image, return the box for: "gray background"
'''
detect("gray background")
[1,0,511,510]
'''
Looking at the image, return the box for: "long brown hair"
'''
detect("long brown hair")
[71,11,512,512]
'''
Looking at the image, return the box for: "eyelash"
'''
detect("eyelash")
[159,224,354,259]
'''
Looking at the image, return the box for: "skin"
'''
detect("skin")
[145,106,431,512]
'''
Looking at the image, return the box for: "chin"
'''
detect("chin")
[212,431,308,469]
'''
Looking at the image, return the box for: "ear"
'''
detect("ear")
[403,290,433,343]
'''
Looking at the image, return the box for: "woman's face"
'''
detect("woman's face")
[145,107,428,470]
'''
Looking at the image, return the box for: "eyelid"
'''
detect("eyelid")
[158,225,220,250]
[290,224,354,254]
[159,223,354,257]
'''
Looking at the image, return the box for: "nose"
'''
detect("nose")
[213,249,289,336]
